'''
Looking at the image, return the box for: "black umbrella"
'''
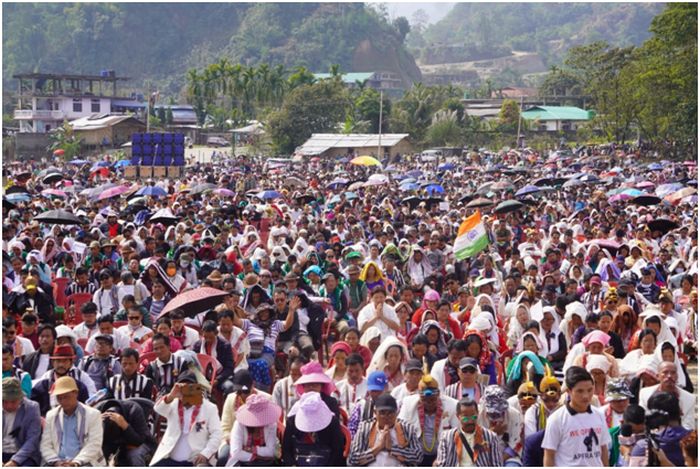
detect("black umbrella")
[190,183,217,195]
[42,173,63,185]
[647,219,679,234]
[5,186,30,195]
[33,209,82,225]
[14,171,31,181]
[493,199,525,214]
[466,197,494,208]
[401,196,421,209]
[550,177,568,186]
[422,197,444,207]
[459,194,475,204]
[630,195,662,206]
[295,194,315,204]
[37,167,61,178]
[149,208,180,226]
[533,178,553,187]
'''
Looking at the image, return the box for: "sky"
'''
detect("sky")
[385,2,455,24]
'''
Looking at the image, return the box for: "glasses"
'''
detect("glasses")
[518,393,537,400]
[461,415,478,422]
[128,316,141,320]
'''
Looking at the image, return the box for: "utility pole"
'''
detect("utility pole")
[377,90,383,159]
[516,95,524,149]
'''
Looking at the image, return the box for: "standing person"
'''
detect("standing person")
[434,397,505,467]
[638,361,696,430]
[542,366,611,467]
[348,393,423,466]
[2,377,42,467]
[39,376,105,466]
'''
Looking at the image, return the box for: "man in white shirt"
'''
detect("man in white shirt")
[72,302,100,340]
[390,358,423,410]
[2,318,35,359]
[116,307,154,345]
[639,361,696,430]
[92,270,120,316]
[336,354,368,413]
[543,366,611,467]
[85,315,130,354]
[357,287,400,340]
[430,339,468,392]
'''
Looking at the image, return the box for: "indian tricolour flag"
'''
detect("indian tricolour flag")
[453,211,489,260]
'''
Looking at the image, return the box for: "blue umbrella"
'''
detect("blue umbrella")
[114,160,131,168]
[136,186,168,197]
[69,159,89,165]
[328,195,342,205]
[256,190,282,200]
[438,163,456,171]
[515,185,541,197]
[135,209,152,226]
[424,184,445,195]
[648,163,663,171]
[344,192,358,200]
[327,178,349,189]
[400,178,417,185]
[400,183,419,191]
[406,170,423,178]
[5,193,31,203]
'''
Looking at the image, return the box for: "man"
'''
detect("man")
[64,268,97,297]
[78,334,122,390]
[143,280,171,325]
[2,377,42,466]
[169,309,200,350]
[216,309,249,372]
[435,397,504,466]
[543,366,611,467]
[92,269,120,316]
[390,358,423,408]
[398,375,459,466]
[144,333,185,396]
[345,264,368,316]
[348,371,389,437]
[32,345,94,416]
[3,317,35,360]
[335,353,368,413]
[274,289,322,359]
[272,356,305,416]
[445,357,486,402]
[19,313,39,349]
[358,287,400,340]
[117,306,154,344]
[140,318,184,354]
[3,345,32,397]
[637,267,661,304]
[97,397,156,466]
[348,393,423,466]
[71,302,100,341]
[107,347,154,399]
[84,315,130,354]
[8,276,53,324]
[218,370,272,466]
[21,323,56,381]
[40,376,105,466]
[639,361,696,430]
[600,378,633,429]
[581,275,605,314]
[192,320,235,396]
[430,339,468,391]
[523,373,563,437]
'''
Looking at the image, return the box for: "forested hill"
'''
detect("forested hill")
[2,3,421,96]
[410,2,665,65]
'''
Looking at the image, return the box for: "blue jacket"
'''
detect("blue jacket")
[4,398,42,466]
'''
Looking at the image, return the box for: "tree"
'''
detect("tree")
[393,16,410,43]
[48,120,81,160]
[498,99,520,129]
[354,88,391,133]
[426,110,462,147]
[410,9,429,33]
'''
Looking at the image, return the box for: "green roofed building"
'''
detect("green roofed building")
[521,106,596,132]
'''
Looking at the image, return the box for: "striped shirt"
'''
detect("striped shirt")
[348,418,423,467]
[107,373,154,400]
[65,281,97,297]
[145,354,184,395]
[434,426,504,467]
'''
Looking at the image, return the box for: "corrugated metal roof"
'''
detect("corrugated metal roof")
[70,114,143,131]
[297,133,409,156]
[521,106,595,121]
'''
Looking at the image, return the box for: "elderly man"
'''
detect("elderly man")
[348,393,423,466]
[2,377,42,466]
[639,361,696,430]
[435,397,504,467]
[32,345,94,416]
[40,376,105,466]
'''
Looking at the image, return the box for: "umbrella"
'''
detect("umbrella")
[648,163,663,171]
[53,149,65,156]
[399,182,419,191]
[591,239,621,255]
[491,181,515,191]
[42,173,63,184]
[401,196,421,208]
[424,184,445,195]
[127,196,147,206]
[295,194,315,204]
[459,194,475,204]
[68,159,89,165]
[256,190,282,200]
[493,199,524,214]
[563,179,584,188]
[97,185,131,201]
[579,174,600,183]
[5,186,30,195]
[630,195,662,206]
[647,219,679,234]
[466,197,494,209]
[136,186,168,197]
[406,170,423,178]
[135,209,152,226]
[344,192,358,200]
[400,178,417,185]
[621,189,643,197]
[190,183,217,195]
[149,208,180,226]
[533,178,553,187]
[159,287,231,319]
[664,187,697,204]
[368,174,389,183]
[90,167,110,178]
[348,181,365,191]
[550,177,569,186]
[327,178,349,189]
[608,193,632,204]
[41,189,67,198]
[476,182,494,194]
[213,188,236,197]
[422,197,444,207]
[350,156,381,166]
[636,181,656,190]
[114,160,131,168]
[33,209,82,225]
[5,193,31,203]
[283,177,305,188]
[515,185,541,197]
[438,163,456,171]
[656,183,684,198]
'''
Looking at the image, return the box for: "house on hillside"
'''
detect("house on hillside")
[314,71,405,93]
[69,114,145,147]
[521,106,595,132]
[491,87,539,99]
[296,133,412,159]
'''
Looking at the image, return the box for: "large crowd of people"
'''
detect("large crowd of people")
[1,144,698,467]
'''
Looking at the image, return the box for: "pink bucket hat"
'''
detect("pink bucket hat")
[581,330,611,348]
[288,392,334,433]
[295,361,337,396]
[236,394,282,428]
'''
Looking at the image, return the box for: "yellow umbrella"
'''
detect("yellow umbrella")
[350,155,382,167]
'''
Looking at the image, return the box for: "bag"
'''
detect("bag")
[294,443,332,466]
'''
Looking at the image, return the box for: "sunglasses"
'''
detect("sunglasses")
[128,316,141,320]
[461,415,478,422]
[518,393,537,400]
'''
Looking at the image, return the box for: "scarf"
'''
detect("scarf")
[418,398,442,453]
[463,330,491,373]
[454,425,487,463]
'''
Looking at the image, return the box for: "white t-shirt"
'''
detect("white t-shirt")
[170,405,194,462]
[542,404,612,467]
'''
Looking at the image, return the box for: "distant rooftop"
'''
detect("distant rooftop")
[314,72,375,85]
[521,106,595,121]
[13,72,129,81]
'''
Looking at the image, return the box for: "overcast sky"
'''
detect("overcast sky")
[386,2,455,23]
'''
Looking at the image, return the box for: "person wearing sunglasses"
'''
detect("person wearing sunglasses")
[523,373,563,438]
[435,397,504,466]
[445,357,486,403]
[479,385,523,466]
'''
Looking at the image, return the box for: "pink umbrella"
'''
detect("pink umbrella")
[158,287,230,319]
[636,181,655,189]
[41,189,67,198]
[213,188,235,197]
[608,193,632,203]
[97,185,130,200]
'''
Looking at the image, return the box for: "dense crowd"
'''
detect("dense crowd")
[1,145,698,467]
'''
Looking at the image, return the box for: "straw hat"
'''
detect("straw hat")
[50,376,78,396]
[288,392,334,433]
[236,394,282,428]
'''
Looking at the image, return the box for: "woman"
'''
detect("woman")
[394,301,415,340]
[325,341,351,383]
[655,340,692,393]
[410,289,440,327]
[140,259,177,296]
[611,305,639,351]
[568,264,585,288]
[436,300,462,341]
[303,265,323,295]
[294,361,340,419]
[560,301,586,348]
[359,326,382,355]
[586,354,611,406]
[282,392,345,466]
[227,395,282,466]
[40,237,61,268]
[409,333,438,372]
[239,230,262,260]
[463,329,499,385]
[536,306,567,371]
[164,259,188,292]
[506,303,531,349]
[341,328,372,368]
[673,275,694,305]
[367,336,408,391]
[598,310,625,358]
[418,320,449,359]
[568,330,620,378]
[619,328,658,379]
[242,284,273,316]
[406,246,433,288]
[359,261,385,292]
[504,333,548,396]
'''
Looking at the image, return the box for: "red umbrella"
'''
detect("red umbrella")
[158,287,230,319]
[53,149,65,156]
[90,167,110,178]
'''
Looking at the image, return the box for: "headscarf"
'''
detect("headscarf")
[507,303,531,347]
[359,261,386,283]
[463,329,492,373]
[472,310,499,348]
[654,340,687,388]
[596,257,621,282]
[359,326,382,349]
[40,237,61,265]
[419,319,449,356]
[640,309,676,346]
[560,301,587,347]
[581,330,611,348]
[515,331,545,354]
[538,306,562,356]
[585,354,611,374]
[406,245,433,285]
[507,350,546,383]
[367,336,409,374]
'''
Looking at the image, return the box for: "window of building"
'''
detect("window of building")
[73,98,82,112]
[91,99,100,113]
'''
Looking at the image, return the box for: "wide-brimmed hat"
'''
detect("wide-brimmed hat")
[51,376,78,396]
[50,345,76,360]
[288,392,333,433]
[236,394,282,427]
[243,273,259,288]
[295,361,337,395]
[207,270,223,282]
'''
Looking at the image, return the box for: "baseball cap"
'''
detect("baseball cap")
[367,371,388,391]
[374,393,398,412]
[405,358,423,372]
[94,334,114,345]
[459,357,479,371]
[589,276,602,285]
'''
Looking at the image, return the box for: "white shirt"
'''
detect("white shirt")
[542,404,612,467]
[85,329,130,354]
[390,383,419,411]
[9,337,35,358]
[170,405,194,462]
[336,378,367,412]
[357,303,400,340]
[117,324,153,342]
[369,426,401,467]
[35,353,51,380]
[72,322,99,340]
